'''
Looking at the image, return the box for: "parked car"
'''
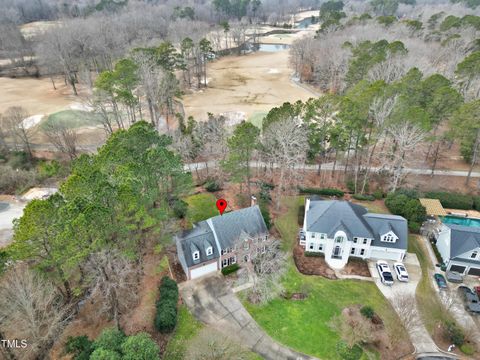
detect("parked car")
[458,286,480,314]
[376,260,394,286]
[393,262,409,282]
[475,286,480,298]
[434,273,447,289]
[446,271,463,283]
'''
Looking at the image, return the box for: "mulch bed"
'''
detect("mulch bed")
[340,258,371,278]
[293,245,337,279]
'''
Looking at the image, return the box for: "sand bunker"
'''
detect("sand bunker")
[21,187,58,201]
[21,114,44,129]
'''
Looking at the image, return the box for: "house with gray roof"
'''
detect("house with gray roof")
[301,199,408,269]
[435,224,480,276]
[176,205,268,280]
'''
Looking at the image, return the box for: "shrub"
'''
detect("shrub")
[473,196,480,211]
[155,277,178,333]
[304,251,323,257]
[460,343,475,355]
[172,199,188,219]
[204,178,221,192]
[37,160,61,179]
[259,201,272,229]
[122,333,160,360]
[373,189,383,199]
[92,328,126,354]
[298,204,305,226]
[385,193,426,228]
[258,181,274,202]
[360,305,375,319]
[298,187,344,197]
[431,242,444,264]
[65,335,93,360]
[221,263,240,275]
[335,341,364,360]
[0,165,37,194]
[395,188,421,199]
[443,320,465,346]
[424,191,473,210]
[155,301,178,333]
[404,199,427,223]
[352,194,375,201]
[408,222,421,233]
[90,348,122,360]
[345,179,355,192]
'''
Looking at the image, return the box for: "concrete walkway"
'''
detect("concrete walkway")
[180,274,319,360]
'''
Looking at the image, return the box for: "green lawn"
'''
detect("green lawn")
[244,196,406,359]
[248,112,267,129]
[163,306,203,360]
[408,235,454,334]
[185,193,218,226]
[41,110,103,130]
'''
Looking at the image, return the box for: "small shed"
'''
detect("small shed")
[419,198,447,217]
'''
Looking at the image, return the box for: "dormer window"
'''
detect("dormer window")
[471,251,478,259]
[193,251,200,260]
[206,246,213,256]
[381,231,397,243]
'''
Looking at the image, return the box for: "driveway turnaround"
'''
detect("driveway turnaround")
[180,274,319,360]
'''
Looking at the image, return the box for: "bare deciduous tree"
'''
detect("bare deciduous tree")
[4,106,35,159]
[0,265,71,360]
[328,308,375,348]
[186,328,250,360]
[85,249,140,328]
[262,117,308,209]
[391,292,422,332]
[43,122,79,160]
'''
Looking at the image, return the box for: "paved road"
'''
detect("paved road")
[180,274,319,360]
[185,160,480,178]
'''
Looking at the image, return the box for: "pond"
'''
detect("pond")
[253,43,290,52]
[0,202,10,213]
[295,16,318,29]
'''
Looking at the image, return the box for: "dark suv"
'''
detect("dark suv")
[458,286,480,314]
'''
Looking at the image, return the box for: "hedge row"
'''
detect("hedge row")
[154,277,178,333]
[221,263,239,276]
[352,194,375,201]
[298,187,345,197]
[304,251,323,257]
[424,191,478,210]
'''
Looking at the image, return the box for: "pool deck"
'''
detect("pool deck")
[445,208,480,219]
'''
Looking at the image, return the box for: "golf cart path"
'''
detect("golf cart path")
[180,274,320,360]
[368,253,446,355]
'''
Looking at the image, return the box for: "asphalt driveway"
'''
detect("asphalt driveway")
[180,274,319,360]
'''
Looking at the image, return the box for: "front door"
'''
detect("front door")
[333,246,341,258]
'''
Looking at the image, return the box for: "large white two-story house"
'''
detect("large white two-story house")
[435,223,480,276]
[176,205,268,280]
[300,198,408,269]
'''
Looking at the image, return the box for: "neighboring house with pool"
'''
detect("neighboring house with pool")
[435,218,480,276]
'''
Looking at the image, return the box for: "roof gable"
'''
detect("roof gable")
[448,224,480,258]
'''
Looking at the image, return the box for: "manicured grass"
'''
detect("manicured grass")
[274,196,304,250]
[408,235,454,334]
[248,111,267,129]
[244,262,404,360]
[244,196,407,359]
[41,110,103,130]
[163,306,203,360]
[184,193,218,226]
[352,200,390,215]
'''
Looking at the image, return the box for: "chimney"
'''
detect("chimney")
[251,195,257,207]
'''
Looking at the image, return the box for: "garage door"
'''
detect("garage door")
[468,267,480,276]
[450,265,466,273]
[369,248,402,261]
[190,262,217,279]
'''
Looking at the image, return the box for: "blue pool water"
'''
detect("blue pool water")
[441,215,480,228]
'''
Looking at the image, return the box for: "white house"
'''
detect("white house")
[300,199,408,269]
[435,223,480,276]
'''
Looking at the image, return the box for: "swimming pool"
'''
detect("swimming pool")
[441,215,480,228]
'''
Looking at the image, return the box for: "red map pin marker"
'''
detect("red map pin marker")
[216,198,227,215]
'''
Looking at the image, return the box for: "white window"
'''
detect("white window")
[318,244,323,251]
[264,235,268,241]
[311,233,315,238]
[222,258,228,267]
[244,254,250,262]
[351,247,356,255]
[471,251,478,259]
[363,239,368,245]
[335,236,343,243]
[231,256,237,264]
[320,234,326,239]
[353,237,358,244]
[206,246,213,256]
[360,249,365,256]
[193,251,200,260]
[309,243,314,250]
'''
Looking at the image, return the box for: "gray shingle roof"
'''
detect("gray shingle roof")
[306,199,408,250]
[447,224,480,258]
[177,221,217,267]
[210,205,268,249]
[176,205,267,268]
